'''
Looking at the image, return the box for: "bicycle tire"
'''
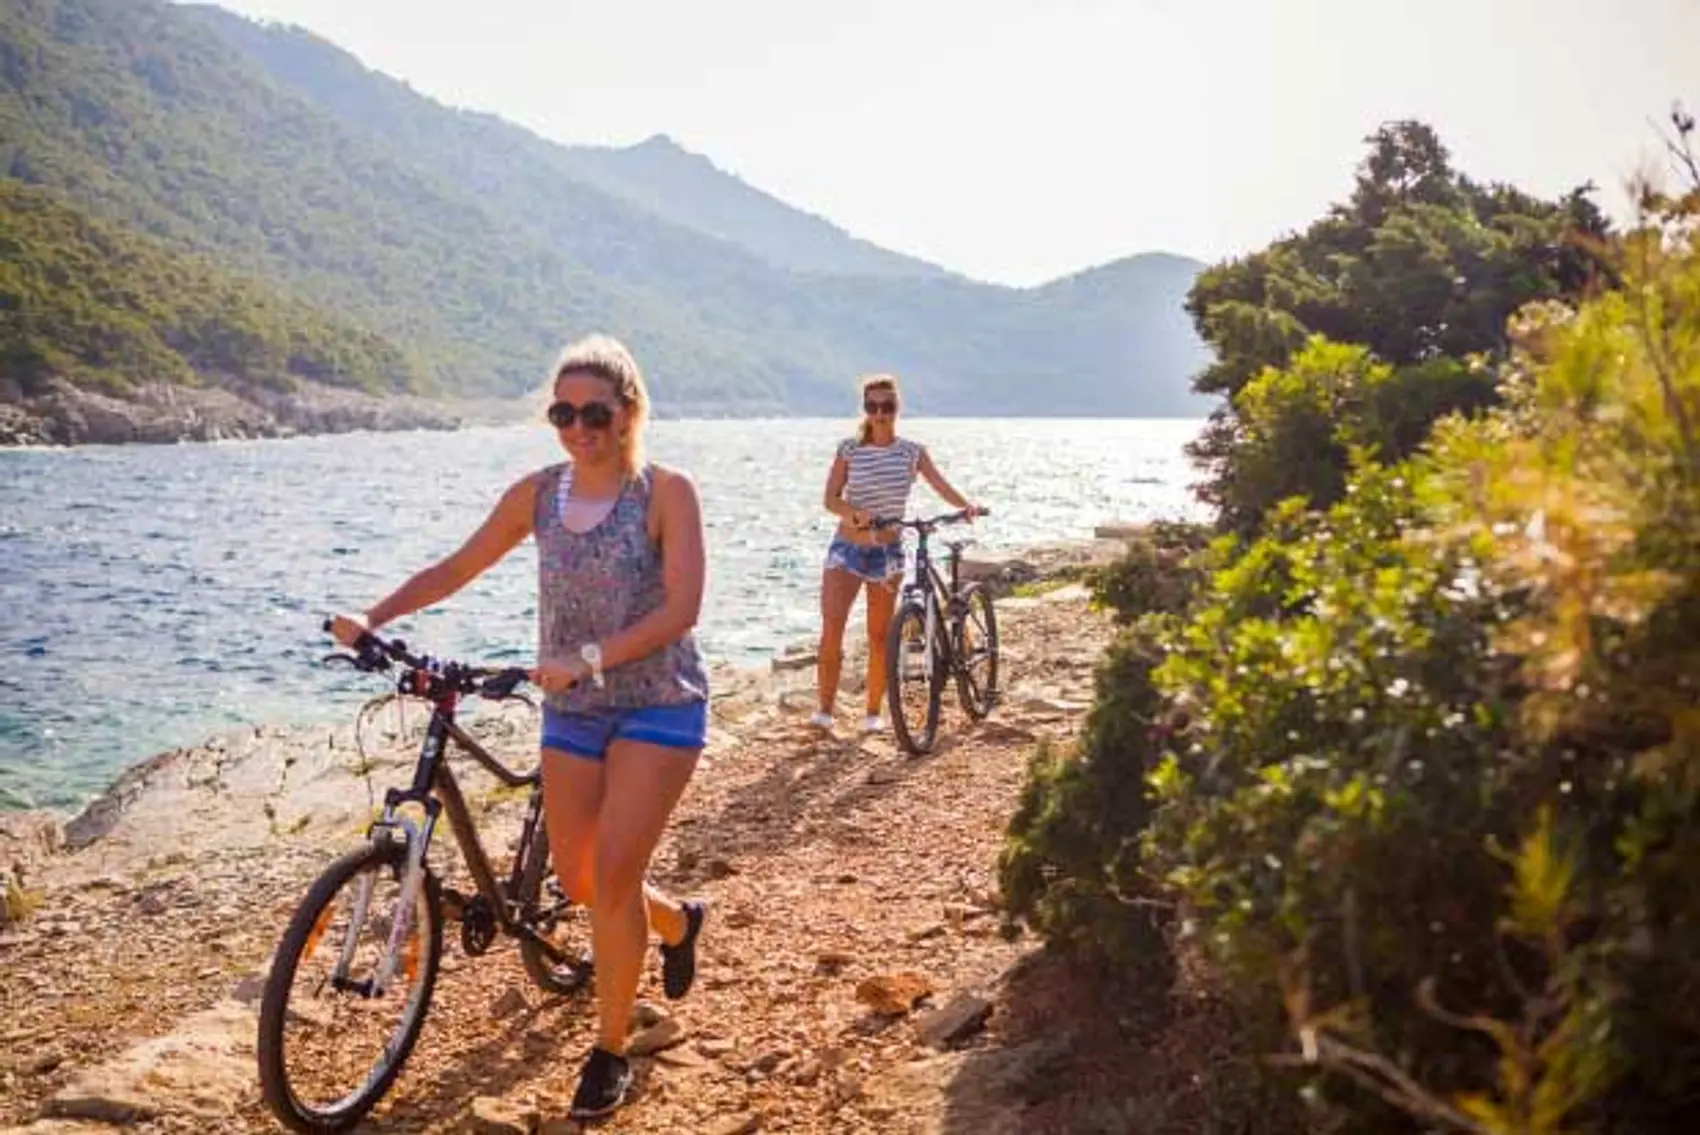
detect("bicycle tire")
[514,816,594,996]
[257,839,443,1134]
[954,582,1000,720]
[887,599,944,755]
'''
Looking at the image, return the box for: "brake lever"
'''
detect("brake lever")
[323,652,360,668]
[478,668,530,701]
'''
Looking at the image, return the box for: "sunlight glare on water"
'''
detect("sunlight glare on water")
[0,417,1206,811]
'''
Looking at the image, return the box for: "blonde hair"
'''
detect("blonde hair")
[546,333,651,472]
[856,373,900,444]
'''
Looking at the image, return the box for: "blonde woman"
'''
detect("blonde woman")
[330,335,707,1120]
[815,374,979,733]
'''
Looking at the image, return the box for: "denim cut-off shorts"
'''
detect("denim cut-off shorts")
[825,535,906,584]
[541,701,709,761]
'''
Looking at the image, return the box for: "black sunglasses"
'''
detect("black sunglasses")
[864,399,898,415]
[546,400,616,430]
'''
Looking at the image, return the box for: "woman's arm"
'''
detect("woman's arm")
[331,473,539,645]
[593,466,706,671]
[822,452,871,529]
[916,448,977,515]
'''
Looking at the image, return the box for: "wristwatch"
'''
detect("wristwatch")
[579,642,605,689]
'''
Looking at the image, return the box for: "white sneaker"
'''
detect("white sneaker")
[808,711,835,730]
[860,715,885,734]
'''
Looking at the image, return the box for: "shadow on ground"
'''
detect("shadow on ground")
[929,947,1269,1135]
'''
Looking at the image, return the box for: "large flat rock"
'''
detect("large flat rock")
[43,999,257,1124]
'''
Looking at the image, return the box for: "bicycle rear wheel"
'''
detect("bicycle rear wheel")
[887,599,944,755]
[954,582,1000,720]
[514,815,594,996]
[258,838,442,1133]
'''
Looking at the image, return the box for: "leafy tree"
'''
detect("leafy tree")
[1185,121,1611,532]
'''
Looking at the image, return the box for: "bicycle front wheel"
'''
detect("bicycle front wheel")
[887,599,944,755]
[257,838,443,1133]
[954,582,1000,720]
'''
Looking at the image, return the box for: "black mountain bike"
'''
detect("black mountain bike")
[256,625,592,1134]
[878,508,1000,755]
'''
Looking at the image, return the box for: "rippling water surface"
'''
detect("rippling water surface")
[0,418,1205,811]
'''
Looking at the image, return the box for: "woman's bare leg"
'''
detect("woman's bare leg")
[816,568,863,715]
[587,739,699,1054]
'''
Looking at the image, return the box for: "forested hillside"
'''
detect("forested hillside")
[0,179,424,398]
[0,0,1214,425]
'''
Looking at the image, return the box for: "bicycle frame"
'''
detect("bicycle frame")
[338,695,572,997]
[900,527,966,681]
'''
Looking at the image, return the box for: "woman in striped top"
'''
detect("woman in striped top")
[814,374,979,733]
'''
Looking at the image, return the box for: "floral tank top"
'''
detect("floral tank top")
[533,463,709,713]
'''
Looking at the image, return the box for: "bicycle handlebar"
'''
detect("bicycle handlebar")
[871,506,989,533]
[320,619,530,701]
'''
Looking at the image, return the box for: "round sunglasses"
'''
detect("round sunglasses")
[546,399,616,430]
[863,398,898,415]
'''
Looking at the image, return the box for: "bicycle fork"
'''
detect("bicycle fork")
[328,810,434,1000]
[923,593,940,682]
[328,718,447,1001]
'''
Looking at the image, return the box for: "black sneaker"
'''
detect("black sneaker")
[660,899,707,1000]
[568,1047,633,1121]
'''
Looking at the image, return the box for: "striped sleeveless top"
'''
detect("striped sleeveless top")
[837,437,925,523]
[533,462,709,713]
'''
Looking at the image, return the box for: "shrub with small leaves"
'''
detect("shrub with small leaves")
[1000,624,1173,968]
[1144,199,1700,1132]
[1086,520,1214,624]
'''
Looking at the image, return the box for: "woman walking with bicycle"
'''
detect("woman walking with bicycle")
[814,373,979,734]
[329,334,708,1120]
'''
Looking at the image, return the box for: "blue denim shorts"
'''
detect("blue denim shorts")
[825,535,905,583]
[541,701,709,761]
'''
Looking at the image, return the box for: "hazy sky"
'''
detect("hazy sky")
[202,0,1697,287]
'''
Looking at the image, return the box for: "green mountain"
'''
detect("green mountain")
[557,135,954,281]
[0,177,424,398]
[1,0,1214,419]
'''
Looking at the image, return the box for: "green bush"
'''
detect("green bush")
[1142,210,1700,1132]
[1002,520,1217,963]
[1000,624,1173,969]
[1086,520,1214,624]
[1001,121,1700,1135]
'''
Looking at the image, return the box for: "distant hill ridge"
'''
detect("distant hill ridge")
[560,133,956,281]
[0,0,1215,424]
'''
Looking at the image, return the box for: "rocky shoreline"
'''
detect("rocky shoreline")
[0,535,1130,858]
[0,377,529,448]
[0,560,1142,1133]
